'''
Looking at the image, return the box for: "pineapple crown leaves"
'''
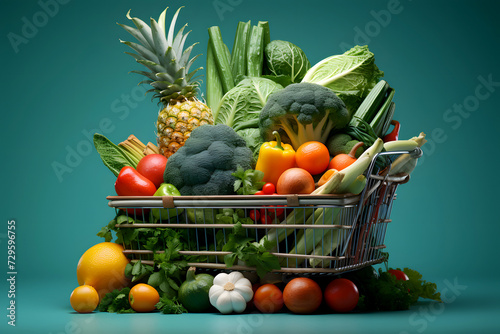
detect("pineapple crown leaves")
[118,7,202,102]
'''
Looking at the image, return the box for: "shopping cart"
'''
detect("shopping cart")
[107,148,420,276]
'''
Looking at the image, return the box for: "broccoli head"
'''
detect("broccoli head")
[163,124,253,196]
[259,82,351,150]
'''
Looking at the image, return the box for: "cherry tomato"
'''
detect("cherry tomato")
[261,214,273,224]
[270,205,285,219]
[248,209,260,222]
[388,269,409,281]
[262,183,276,195]
[254,190,265,195]
[324,278,359,313]
[129,283,160,312]
[253,284,284,313]
[283,277,322,314]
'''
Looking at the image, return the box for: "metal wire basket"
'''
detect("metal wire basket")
[107,149,418,275]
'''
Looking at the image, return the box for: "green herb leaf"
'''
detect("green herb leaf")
[156,296,187,314]
[98,287,135,313]
[402,267,442,303]
[222,222,280,277]
[232,166,265,195]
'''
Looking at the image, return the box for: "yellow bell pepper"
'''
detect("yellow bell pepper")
[255,131,296,186]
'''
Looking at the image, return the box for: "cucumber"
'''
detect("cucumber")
[370,88,395,137]
[208,26,234,94]
[350,80,389,127]
[246,25,264,77]
[230,21,251,84]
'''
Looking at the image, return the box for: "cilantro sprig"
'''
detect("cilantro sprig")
[232,166,265,195]
[223,222,281,278]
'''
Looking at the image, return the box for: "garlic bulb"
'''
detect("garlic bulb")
[209,271,253,314]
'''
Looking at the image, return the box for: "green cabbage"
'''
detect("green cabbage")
[302,45,384,113]
[213,77,282,130]
[264,40,310,84]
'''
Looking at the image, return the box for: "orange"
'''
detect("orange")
[76,242,130,299]
[295,141,330,175]
[70,285,99,313]
[129,283,160,312]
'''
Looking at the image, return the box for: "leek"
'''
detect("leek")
[389,133,427,175]
[383,139,418,152]
[313,138,385,195]
[288,207,341,266]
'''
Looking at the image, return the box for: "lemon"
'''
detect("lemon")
[70,285,99,313]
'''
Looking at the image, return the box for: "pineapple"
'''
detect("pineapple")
[119,7,213,157]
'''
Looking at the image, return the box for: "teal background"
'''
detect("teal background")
[1,0,499,333]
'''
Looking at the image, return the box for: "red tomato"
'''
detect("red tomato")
[136,154,168,188]
[262,183,276,195]
[260,214,273,224]
[254,190,265,195]
[388,269,409,281]
[283,277,322,314]
[324,278,359,313]
[253,284,284,313]
[248,209,260,222]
